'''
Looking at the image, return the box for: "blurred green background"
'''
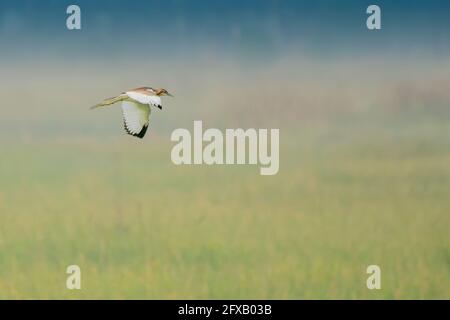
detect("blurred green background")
[1,58,449,299]
[0,0,449,299]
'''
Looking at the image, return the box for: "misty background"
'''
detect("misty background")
[0,0,449,299]
[0,0,449,143]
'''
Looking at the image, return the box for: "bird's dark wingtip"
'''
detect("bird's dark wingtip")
[123,121,148,139]
[135,124,148,138]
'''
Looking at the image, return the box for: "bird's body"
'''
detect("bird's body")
[91,87,172,139]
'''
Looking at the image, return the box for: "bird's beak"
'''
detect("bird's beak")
[166,92,174,97]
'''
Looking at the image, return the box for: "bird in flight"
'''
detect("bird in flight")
[91,87,173,138]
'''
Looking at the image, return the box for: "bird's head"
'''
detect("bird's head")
[155,88,173,97]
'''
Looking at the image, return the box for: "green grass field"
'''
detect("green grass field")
[0,112,449,299]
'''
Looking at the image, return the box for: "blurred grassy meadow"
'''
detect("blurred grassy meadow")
[0,55,449,299]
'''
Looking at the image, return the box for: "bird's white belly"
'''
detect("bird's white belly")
[126,91,161,107]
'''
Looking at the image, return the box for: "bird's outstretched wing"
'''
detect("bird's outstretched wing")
[90,94,129,109]
[121,100,151,139]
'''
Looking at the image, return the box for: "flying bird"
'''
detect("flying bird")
[91,87,173,138]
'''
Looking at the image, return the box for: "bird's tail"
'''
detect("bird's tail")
[90,94,128,109]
